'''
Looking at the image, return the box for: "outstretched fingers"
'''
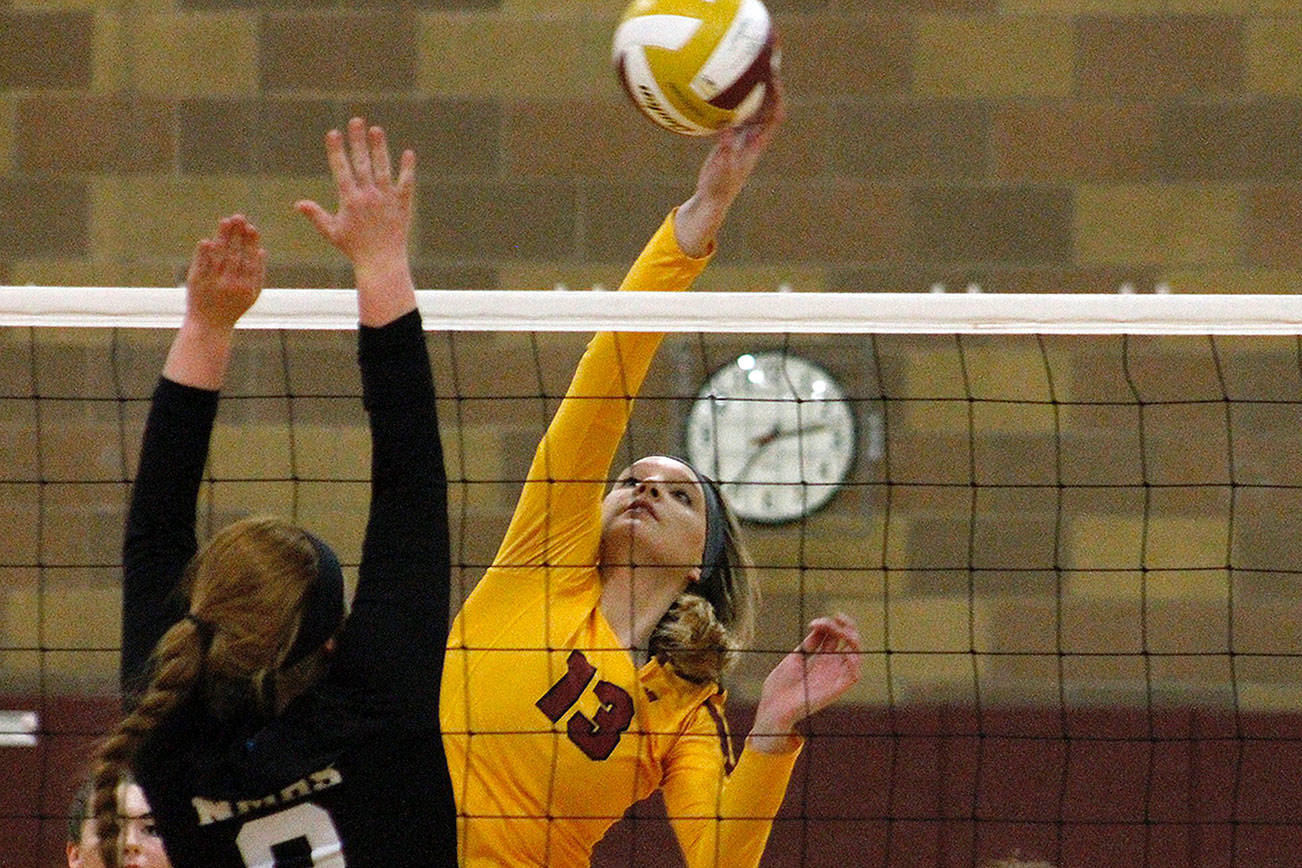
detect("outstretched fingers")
[185,214,265,329]
[295,197,333,241]
[368,125,417,206]
[219,216,265,287]
[324,127,354,194]
[218,216,263,273]
[294,116,416,327]
[298,121,372,235]
[802,614,863,697]
[235,221,268,286]
[802,613,861,655]
[369,124,393,186]
[296,129,350,242]
[295,117,416,244]
[190,236,216,278]
[348,117,373,186]
[396,147,416,202]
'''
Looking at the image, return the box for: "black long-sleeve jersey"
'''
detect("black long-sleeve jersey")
[122,311,457,867]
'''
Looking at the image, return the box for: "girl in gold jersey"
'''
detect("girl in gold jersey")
[442,84,862,868]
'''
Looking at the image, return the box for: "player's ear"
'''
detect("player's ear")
[66,841,83,868]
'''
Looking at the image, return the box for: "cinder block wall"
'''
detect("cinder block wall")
[4,3,1302,292]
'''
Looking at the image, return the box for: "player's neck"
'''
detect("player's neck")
[599,564,684,654]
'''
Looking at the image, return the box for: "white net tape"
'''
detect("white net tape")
[5,287,1302,334]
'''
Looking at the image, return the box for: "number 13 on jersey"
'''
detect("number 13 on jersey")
[535,649,635,761]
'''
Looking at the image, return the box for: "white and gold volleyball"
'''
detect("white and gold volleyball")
[612,0,778,137]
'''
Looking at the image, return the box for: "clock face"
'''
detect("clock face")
[684,351,856,524]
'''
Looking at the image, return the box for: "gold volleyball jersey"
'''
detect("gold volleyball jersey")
[441,212,800,868]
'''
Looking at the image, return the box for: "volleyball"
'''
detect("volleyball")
[612,0,778,137]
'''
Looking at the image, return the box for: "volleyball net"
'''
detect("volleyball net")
[4,287,1302,866]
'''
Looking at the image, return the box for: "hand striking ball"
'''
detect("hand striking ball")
[612,0,778,137]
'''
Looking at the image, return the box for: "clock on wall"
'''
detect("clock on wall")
[683,351,857,524]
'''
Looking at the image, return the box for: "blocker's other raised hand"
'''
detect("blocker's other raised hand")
[295,117,416,279]
[184,214,266,331]
[165,214,266,389]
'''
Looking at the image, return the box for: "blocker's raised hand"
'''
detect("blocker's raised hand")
[296,117,418,327]
[163,214,267,390]
[185,214,266,331]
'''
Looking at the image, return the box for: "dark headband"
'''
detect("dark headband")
[282,533,346,669]
[654,455,728,587]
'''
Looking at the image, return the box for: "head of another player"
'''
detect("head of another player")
[600,454,756,684]
[90,515,345,867]
[68,772,171,868]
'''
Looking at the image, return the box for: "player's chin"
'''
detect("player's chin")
[600,519,639,551]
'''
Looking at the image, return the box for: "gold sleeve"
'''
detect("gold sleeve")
[660,701,803,868]
[490,209,713,574]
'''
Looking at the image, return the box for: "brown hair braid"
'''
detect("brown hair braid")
[91,616,207,867]
[91,516,322,867]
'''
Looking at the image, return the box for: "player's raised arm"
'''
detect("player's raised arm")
[162,215,265,389]
[673,81,784,258]
[121,215,266,698]
[296,117,452,704]
[442,65,826,868]
[296,117,418,328]
[96,120,456,868]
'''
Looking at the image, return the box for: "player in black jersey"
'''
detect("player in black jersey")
[88,119,457,868]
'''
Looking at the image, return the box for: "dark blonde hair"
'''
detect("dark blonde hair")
[649,474,757,684]
[91,516,324,867]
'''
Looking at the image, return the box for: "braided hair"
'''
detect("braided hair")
[91,516,324,867]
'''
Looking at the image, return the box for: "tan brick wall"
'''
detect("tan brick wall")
[0,96,14,177]
[133,13,260,98]
[4,4,1301,289]
[4,1,1302,715]
[1075,184,1242,267]
[1246,18,1302,95]
[914,17,1075,97]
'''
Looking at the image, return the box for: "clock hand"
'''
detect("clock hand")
[750,422,830,449]
[777,422,829,441]
[737,423,832,483]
